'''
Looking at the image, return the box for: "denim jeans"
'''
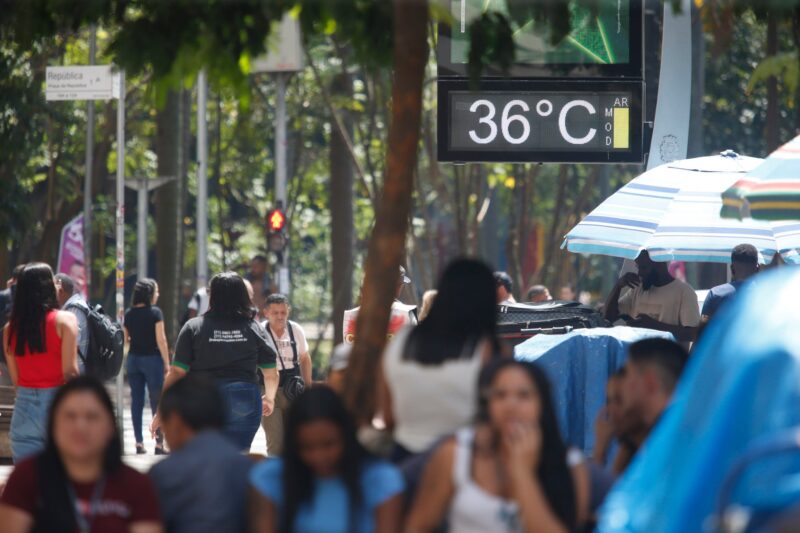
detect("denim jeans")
[11,386,59,463]
[127,354,164,444]
[218,381,261,452]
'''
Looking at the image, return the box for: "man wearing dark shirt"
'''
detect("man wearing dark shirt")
[150,374,253,533]
[701,244,760,320]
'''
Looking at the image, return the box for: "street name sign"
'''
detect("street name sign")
[46,65,114,101]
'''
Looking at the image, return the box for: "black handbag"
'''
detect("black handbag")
[266,321,306,402]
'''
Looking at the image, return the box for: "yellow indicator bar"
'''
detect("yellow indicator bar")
[613,108,630,149]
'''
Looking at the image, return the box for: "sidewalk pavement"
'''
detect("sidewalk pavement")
[0,381,269,484]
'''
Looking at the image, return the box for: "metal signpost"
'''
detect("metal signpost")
[124,177,176,278]
[252,13,304,295]
[46,64,127,438]
[196,69,209,289]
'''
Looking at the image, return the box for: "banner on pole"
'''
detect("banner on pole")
[56,214,88,298]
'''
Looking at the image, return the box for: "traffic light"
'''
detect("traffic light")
[266,207,287,253]
[267,208,286,232]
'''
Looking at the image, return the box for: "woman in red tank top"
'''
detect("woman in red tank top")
[2,263,79,463]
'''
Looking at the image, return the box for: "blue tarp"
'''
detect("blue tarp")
[514,327,674,454]
[597,269,800,532]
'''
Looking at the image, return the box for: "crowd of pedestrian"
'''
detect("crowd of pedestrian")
[0,240,790,532]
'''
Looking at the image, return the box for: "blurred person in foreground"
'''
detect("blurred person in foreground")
[0,376,162,532]
[604,250,700,345]
[619,338,688,456]
[3,262,79,462]
[592,367,647,477]
[701,243,760,321]
[382,258,501,464]
[406,358,589,532]
[527,284,552,303]
[250,386,404,533]
[596,267,800,532]
[152,272,278,452]
[150,374,253,533]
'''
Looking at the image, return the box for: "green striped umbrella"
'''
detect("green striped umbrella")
[722,135,800,220]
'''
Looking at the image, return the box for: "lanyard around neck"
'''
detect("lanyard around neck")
[67,476,107,533]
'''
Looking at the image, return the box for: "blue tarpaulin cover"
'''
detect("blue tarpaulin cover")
[514,327,673,453]
[597,269,800,532]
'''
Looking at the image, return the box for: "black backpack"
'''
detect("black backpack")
[71,301,125,382]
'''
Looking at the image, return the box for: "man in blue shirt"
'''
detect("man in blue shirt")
[701,244,760,320]
[150,374,254,533]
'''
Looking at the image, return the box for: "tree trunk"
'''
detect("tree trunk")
[343,0,428,422]
[330,72,355,345]
[155,91,182,343]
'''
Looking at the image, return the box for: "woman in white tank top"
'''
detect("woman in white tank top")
[380,259,502,463]
[405,359,590,532]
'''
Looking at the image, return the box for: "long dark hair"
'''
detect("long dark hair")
[281,386,368,533]
[9,262,58,356]
[404,258,498,364]
[207,272,255,321]
[34,376,123,532]
[131,278,157,307]
[478,359,576,531]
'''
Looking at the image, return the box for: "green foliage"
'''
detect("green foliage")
[748,51,799,103]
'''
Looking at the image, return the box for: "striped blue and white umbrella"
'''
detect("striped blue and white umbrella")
[562,152,800,264]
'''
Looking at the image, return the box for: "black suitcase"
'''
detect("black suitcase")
[497,301,609,346]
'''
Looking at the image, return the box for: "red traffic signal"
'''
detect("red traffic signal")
[267,208,287,232]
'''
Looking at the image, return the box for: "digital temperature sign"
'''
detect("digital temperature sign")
[438,80,643,163]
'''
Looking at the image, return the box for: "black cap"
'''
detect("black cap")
[494,271,512,292]
[731,244,759,265]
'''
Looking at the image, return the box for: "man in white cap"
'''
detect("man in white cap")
[343,266,418,345]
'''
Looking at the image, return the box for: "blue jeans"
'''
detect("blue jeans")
[127,354,164,444]
[218,381,261,452]
[11,387,59,463]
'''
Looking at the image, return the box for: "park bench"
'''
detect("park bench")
[0,386,16,464]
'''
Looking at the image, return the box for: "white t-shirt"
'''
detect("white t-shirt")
[187,287,209,316]
[618,279,700,328]
[261,320,308,370]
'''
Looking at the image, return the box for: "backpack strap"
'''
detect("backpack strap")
[64,298,90,363]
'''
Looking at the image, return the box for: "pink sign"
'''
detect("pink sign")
[56,214,88,298]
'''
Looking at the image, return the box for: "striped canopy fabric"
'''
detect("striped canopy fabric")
[721,135,800,221]
[563,153,800,264]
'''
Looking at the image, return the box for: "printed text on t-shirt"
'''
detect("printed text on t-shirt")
[209,329,247,343]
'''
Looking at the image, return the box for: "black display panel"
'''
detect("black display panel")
[438,0,643,79]
[438,79,644,163]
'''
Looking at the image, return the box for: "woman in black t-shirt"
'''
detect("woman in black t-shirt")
[151,272,279,452]
[124,278,170,455]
